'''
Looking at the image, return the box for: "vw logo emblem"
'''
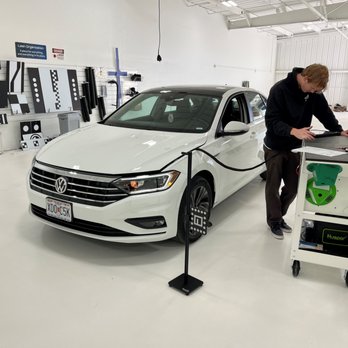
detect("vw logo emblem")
[55,177,68,193]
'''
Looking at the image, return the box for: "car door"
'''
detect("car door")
[207,92,266,203]
[244,91,267,165]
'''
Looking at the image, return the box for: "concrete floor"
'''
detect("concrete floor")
[1,114,348,348]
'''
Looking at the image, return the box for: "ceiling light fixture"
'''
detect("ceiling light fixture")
[311,24,321,33]
[273,26,293,37]
[227,0,237,6]
[222,1,238,7]
[302,23,321,33]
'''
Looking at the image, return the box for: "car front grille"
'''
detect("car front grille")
[30,161,128,207]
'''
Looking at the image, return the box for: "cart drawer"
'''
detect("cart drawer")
[303,220,348,257]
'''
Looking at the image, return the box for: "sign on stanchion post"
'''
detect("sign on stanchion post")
[168,150,208,295]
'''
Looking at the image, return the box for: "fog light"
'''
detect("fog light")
[126,216,167,229]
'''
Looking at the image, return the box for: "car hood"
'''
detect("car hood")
[36,124,208,174]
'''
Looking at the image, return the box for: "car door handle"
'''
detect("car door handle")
[250,131,256,138]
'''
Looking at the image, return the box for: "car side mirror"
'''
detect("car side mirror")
[220,121,250,136]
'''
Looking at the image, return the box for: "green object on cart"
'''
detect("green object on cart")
[306,177,336,206]
[307,163,342,186]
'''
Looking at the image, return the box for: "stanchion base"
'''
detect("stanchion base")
[168,273,203,295]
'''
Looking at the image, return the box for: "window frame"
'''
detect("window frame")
[244,91,267,123]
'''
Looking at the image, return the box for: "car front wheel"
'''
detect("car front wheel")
[176,176,212,244]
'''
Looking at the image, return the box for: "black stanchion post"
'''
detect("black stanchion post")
[167,145,269,295]
[184,150,192,282]
[168,150,203,295]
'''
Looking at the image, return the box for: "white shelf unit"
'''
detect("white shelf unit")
[290,136,348,284]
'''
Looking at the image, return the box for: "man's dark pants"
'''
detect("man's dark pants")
[263,145,300,227]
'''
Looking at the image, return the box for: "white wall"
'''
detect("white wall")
[0,0,276,151]
[276,31,348,106]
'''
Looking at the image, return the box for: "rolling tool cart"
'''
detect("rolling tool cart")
[290,135,348,286]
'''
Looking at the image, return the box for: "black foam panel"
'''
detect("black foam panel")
[0,81,8,107]
[0,113,8,124]
[85,68,95,109]
[81,82,92,114]
[97,96,106,120]
[90,68,98,106]
[80,96,90,122]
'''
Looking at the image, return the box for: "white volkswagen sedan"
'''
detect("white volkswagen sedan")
[27,85,267,243]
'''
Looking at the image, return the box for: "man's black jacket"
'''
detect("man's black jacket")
[264,67,342,151]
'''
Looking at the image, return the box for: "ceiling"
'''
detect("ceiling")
[184,0,348,38]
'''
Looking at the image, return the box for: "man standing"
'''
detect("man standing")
[264,64,348,240]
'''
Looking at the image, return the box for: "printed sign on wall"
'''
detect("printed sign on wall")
[15,42,47,60]
[52,48,64,60]
[27,67,81,113]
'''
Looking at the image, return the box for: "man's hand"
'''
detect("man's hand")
[341,130,348,137]
[290,126,316,140]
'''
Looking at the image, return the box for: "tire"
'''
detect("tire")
[260,170,267,181]
[176,176,212,244]
[292,260,300,277]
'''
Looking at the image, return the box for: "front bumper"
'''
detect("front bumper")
[27,178,185,243]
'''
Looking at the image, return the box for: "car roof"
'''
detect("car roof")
[142,85,247,97]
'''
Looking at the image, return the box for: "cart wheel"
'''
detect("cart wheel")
[345,271,348,287]
[292,260,300,277]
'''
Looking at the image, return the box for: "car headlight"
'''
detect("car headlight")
[112,170,180,194]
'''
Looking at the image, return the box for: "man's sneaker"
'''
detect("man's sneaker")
[270,223,284,240]
[280,220,292,233]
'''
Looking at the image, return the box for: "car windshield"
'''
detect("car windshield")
[102,91,221,133]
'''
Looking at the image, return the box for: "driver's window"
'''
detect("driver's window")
[221,96,243,128]
[245,92,266,121]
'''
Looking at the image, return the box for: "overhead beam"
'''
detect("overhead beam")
[320,0,328,18]
[227,2,348,29]
[300,0,348,40]
[300,0,327,22]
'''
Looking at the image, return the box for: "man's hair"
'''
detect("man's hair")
[301,64,329,89]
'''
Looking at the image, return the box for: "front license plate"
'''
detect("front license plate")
[46,198,72,222]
